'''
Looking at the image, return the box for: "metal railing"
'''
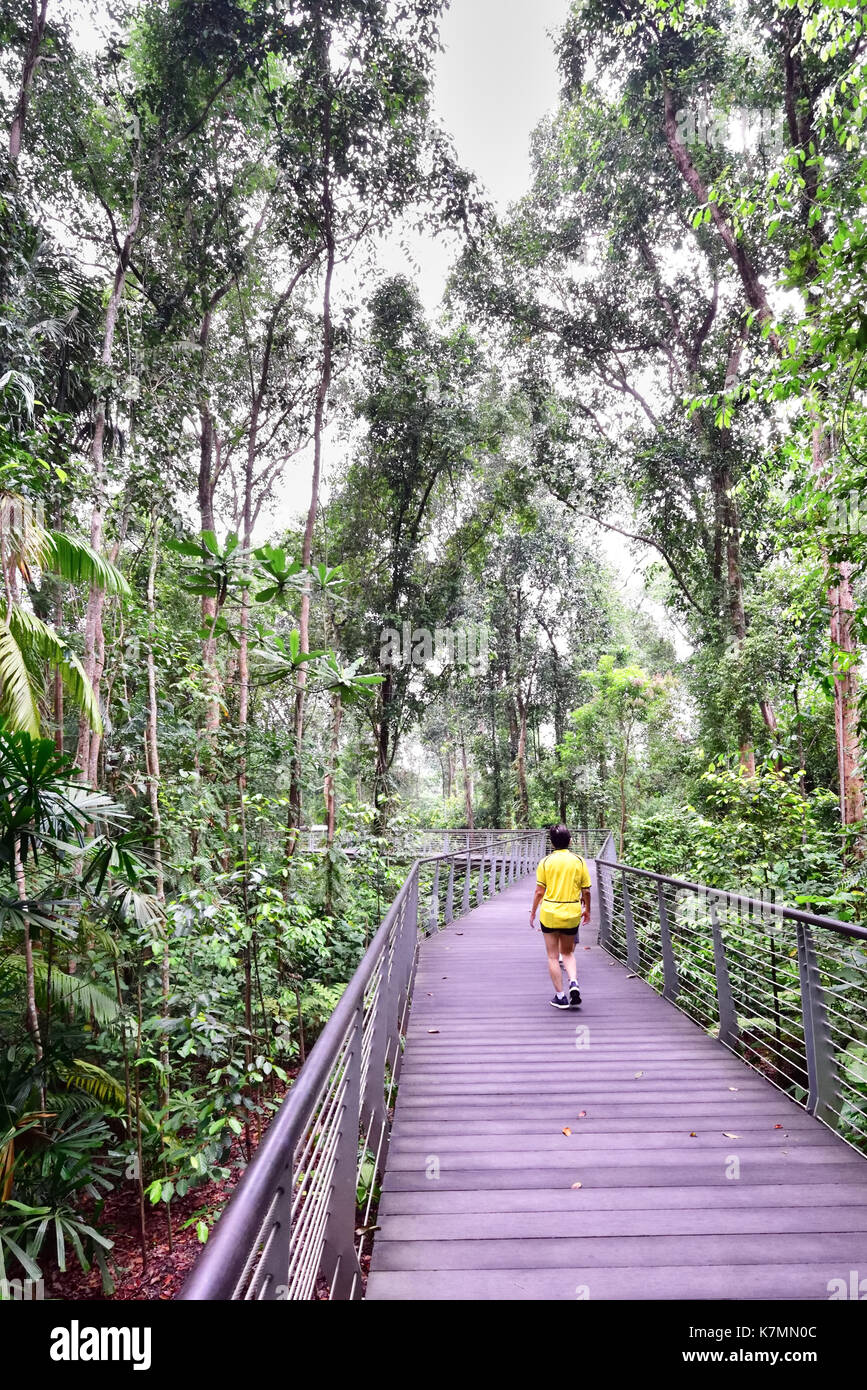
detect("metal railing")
[294,826,563,856]
[180,827,562,1300]
[595,833,867,1151]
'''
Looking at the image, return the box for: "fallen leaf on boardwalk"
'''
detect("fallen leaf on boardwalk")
[562,1127,572,1136]
[427,1029,440,1034]
[634,1071,644,1078]
[689,1131,698,1138]
[627,973,638,979]
[571,1182,583,1189]
[583,946,591,951]
[728,1087,739,1092]
[774,1123,783,1129]
[355,1225,380,1236]
[578,1111,587,1118]
[456,932,464,935]
[722,1132,740,1139]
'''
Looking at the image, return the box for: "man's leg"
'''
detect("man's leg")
[543,931,565,993]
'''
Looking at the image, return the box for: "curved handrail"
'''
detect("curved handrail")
[595,841,867,1148]
[179,827,566,1300]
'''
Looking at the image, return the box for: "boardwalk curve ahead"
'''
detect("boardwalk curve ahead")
[367,868,867,1300]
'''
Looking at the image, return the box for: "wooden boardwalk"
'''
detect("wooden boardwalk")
[367,866,867,1300]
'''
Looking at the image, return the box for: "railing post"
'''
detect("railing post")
[362,950,389,1131]
[323,1005,364,1300]
[621,870,640,973]
[597,861,611,950]
[657,880,679,1003]
[444,858,455,924]
[428,861,440,936]
[391,871,419,1033]
[477,844,486,907]
[796,923,838,1125]
[499,849,507,893]
[462,851,471,915]
[709,899,739,1050]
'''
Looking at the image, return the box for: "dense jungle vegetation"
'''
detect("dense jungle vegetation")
[1,0,866,1295]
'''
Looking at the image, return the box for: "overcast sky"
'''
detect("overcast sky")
[381,0,572,309]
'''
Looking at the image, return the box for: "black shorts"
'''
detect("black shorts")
[541,925,580,938]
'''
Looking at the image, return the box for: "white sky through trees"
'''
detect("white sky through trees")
[381,0,572,310]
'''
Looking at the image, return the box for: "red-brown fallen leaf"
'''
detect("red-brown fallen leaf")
[578,1110,587,1118]
[689,1131,698,1138]
[583,946,591,951]
[774,1123,783,1129]
[562,1127,572,1136]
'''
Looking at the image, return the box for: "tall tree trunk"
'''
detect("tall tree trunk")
[198,310,223,736]
[813,426,865,827]
[460,727,475,830]
[488,677,502,825]
[15,835,44,1104]
[75,192,142,782]
[288,21,336,854]
[144,519,168,1101]
[325,691,342,847]
[515,689,530,828]
[323,691,342,915]
[7,0,48,167]
[373,668,392,831]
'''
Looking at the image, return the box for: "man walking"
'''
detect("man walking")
[529,824,592,1009]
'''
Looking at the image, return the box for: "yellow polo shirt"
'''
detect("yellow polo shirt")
[536,850,591,929]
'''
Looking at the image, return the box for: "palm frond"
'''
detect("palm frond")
[0,493,47,579]
[0,620,40,735]
[2,954,118,1024]
[57,1060,154,1127]
[8,608,102,734]
[41,533,130,597]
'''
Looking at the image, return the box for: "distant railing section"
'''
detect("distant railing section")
[180,828,552,1301]
[295,825,606,858]
[596,834,867,1153]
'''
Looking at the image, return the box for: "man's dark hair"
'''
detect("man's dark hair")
[550,823,572,850]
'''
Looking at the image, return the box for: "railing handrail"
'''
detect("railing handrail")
[608,858,867,942]
[596,834,867,1155]
[179,826,561,1301]
[180,861,418,1301]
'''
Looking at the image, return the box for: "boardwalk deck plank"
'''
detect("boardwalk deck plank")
[366,867,867,1301]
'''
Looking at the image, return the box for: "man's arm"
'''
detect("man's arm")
[581,886,591,925]
[530,882,545,928]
